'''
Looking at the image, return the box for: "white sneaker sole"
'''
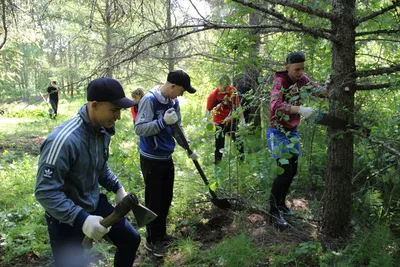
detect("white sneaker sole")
[144,243,164,258]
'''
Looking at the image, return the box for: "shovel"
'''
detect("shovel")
[172,124,231,209]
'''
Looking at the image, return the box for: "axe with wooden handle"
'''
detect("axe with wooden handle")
[82,192,157,249]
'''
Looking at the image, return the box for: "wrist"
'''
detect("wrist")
[74,209,90,228]
[112,182,123,193]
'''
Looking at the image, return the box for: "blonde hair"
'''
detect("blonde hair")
[131,88,144,98]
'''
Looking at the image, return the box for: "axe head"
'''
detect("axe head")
[123,192,157,227]
[131,202,158,227]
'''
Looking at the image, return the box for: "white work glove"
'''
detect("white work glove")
[164,108,178,125]
[115,186,127,204]
[188,150,199,161]
[298,106,315,119]
[325,74,332,87]
[82,215,109,240]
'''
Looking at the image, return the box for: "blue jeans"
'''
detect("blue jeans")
[266,127,301,160]
[45,194,141,267]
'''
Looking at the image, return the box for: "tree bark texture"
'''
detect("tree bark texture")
[167,0,174,72]
[248,12,262,127]
[322,0,356,237]
[105,0,113,77]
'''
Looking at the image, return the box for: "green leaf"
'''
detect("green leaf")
[286,143,295,149]
[288,95,299,103]
[206,123,216,132]
[276,166,285,175]
[209,182,217,192]
[272,146,281,154]
[282,153,293,159]
[279,158,289,165]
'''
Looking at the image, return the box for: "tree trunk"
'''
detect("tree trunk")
[247,12,262,128]
[105,0,113,77]
[22,53,29,98]
[166,0,174,71]
[322,0,356,237]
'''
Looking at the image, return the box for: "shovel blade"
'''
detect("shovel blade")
[211,198,231,209]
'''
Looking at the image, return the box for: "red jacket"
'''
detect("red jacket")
[206,86,240,125]
[270,70,323,130]
[130,105,138,121]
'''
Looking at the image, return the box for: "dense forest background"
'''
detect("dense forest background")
[0,0,399,266]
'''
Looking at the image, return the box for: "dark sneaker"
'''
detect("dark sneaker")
[158,234,177,244]
[269,212,289,230]
[144,241,167,258]
[278,205,296,216]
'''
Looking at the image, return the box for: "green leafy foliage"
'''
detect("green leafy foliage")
[0,0,399,265]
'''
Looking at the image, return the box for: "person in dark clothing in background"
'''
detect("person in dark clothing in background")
[46,81,61,119]
[233,73,253,124]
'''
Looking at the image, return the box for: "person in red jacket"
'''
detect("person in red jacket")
[130,88,145,124]
[267,52,328,230]
[206,75,244,164]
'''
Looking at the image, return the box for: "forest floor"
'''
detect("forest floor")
[4,116,396,266]
[134,200,318,267]
[0,130,325,266]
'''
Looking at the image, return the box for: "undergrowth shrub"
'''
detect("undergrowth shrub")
[349,223,397,266]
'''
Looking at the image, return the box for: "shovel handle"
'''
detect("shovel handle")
[172,124,219,197]
[171,124,192,153]
[172,124,231,209]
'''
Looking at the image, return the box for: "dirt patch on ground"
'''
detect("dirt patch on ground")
[165,199,319,266]
[0,250,51,267]
[0,135,43,158]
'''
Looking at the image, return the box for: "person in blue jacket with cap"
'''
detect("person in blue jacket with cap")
[135,70,199,257]
[35,77,141,267]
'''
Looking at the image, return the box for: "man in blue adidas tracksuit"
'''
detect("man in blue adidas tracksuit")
[135,70,198,257]
[35,78,141,267]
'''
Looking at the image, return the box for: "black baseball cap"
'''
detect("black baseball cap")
[167,70,196,94]
[286,52,306,64]
[87,77,135,108]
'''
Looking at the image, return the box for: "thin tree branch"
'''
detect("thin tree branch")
[356,38,400,43]
[121,22,324,55]
[347,129,400,157]
[255,0,335,20]
[356,53,398,64]
[231,0,337,42]
[355,64,400,77]
[356,28,400,36]
[360,133,400,157]
[188,0,210,23]
[0,0,7,49]
[356,1,400,25]
[356,83,393,91]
